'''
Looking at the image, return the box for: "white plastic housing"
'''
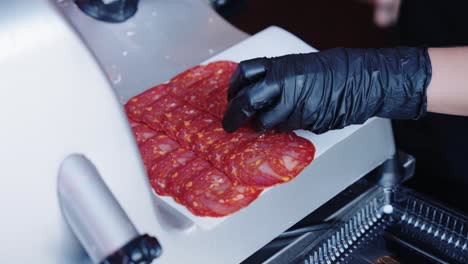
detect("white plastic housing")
[0,2,158,263]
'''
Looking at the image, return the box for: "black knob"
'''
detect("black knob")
[75,0,139,23]
[210,0,248,18]
[100,234,162,264]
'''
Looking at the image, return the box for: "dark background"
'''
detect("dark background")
[215,0,468,213]
[224,0,396,49]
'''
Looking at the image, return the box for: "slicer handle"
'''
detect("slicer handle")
[58,154,161,263]
[75,0,139,23]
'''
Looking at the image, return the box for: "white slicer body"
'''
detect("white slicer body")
[0,1,395,263]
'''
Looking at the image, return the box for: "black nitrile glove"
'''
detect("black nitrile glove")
[222,47,432,134]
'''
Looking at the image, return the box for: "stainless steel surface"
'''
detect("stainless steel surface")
[303,198,385,264]
[396,192,468,260]
[261,186,386,264]
[57,0,248,102]
[262,186,468,264]
[58,154,139,263]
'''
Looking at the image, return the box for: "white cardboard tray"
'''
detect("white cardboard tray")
[149,26,395,264]
[154,26,382,229]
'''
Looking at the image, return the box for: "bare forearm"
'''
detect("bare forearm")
[427,47,468,116]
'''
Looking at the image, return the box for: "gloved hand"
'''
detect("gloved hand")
[222,47,432,134]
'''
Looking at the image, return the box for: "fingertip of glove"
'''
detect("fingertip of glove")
[251,116,272,132]
[252,123,269,133]
[221,117,235,133]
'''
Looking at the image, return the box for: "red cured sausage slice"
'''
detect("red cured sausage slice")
[175,113,217,148]
[169,61,237,98]
[142,95,183,131]
[125,60,316,217]
[206,128,261,170]
[183,74,228,104]
[166,158,211,203]
[132,123,160,145]
[182,169,231,216]
[138,133,179,168]
[225,133,315,187]
[206,89,229,119]
[125,84,169,121]
[182,169,262,217]
[226,184,263,210]
[169,66,210,97]
[148,148,196,196]
[191,122,230,156]
[183,65,233,109]
[161,105,202,139]
[128,119,141,128]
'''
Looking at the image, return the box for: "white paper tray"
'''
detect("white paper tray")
[152,26,389,230]
[149,26,395,264]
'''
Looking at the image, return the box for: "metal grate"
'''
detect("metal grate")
[302,197,385,264]
[298,188,468,264]
[394,196,468,263]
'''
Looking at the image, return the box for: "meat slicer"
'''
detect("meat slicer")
[1,1,465,263]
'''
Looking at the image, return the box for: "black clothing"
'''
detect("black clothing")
[395,0,468,212]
